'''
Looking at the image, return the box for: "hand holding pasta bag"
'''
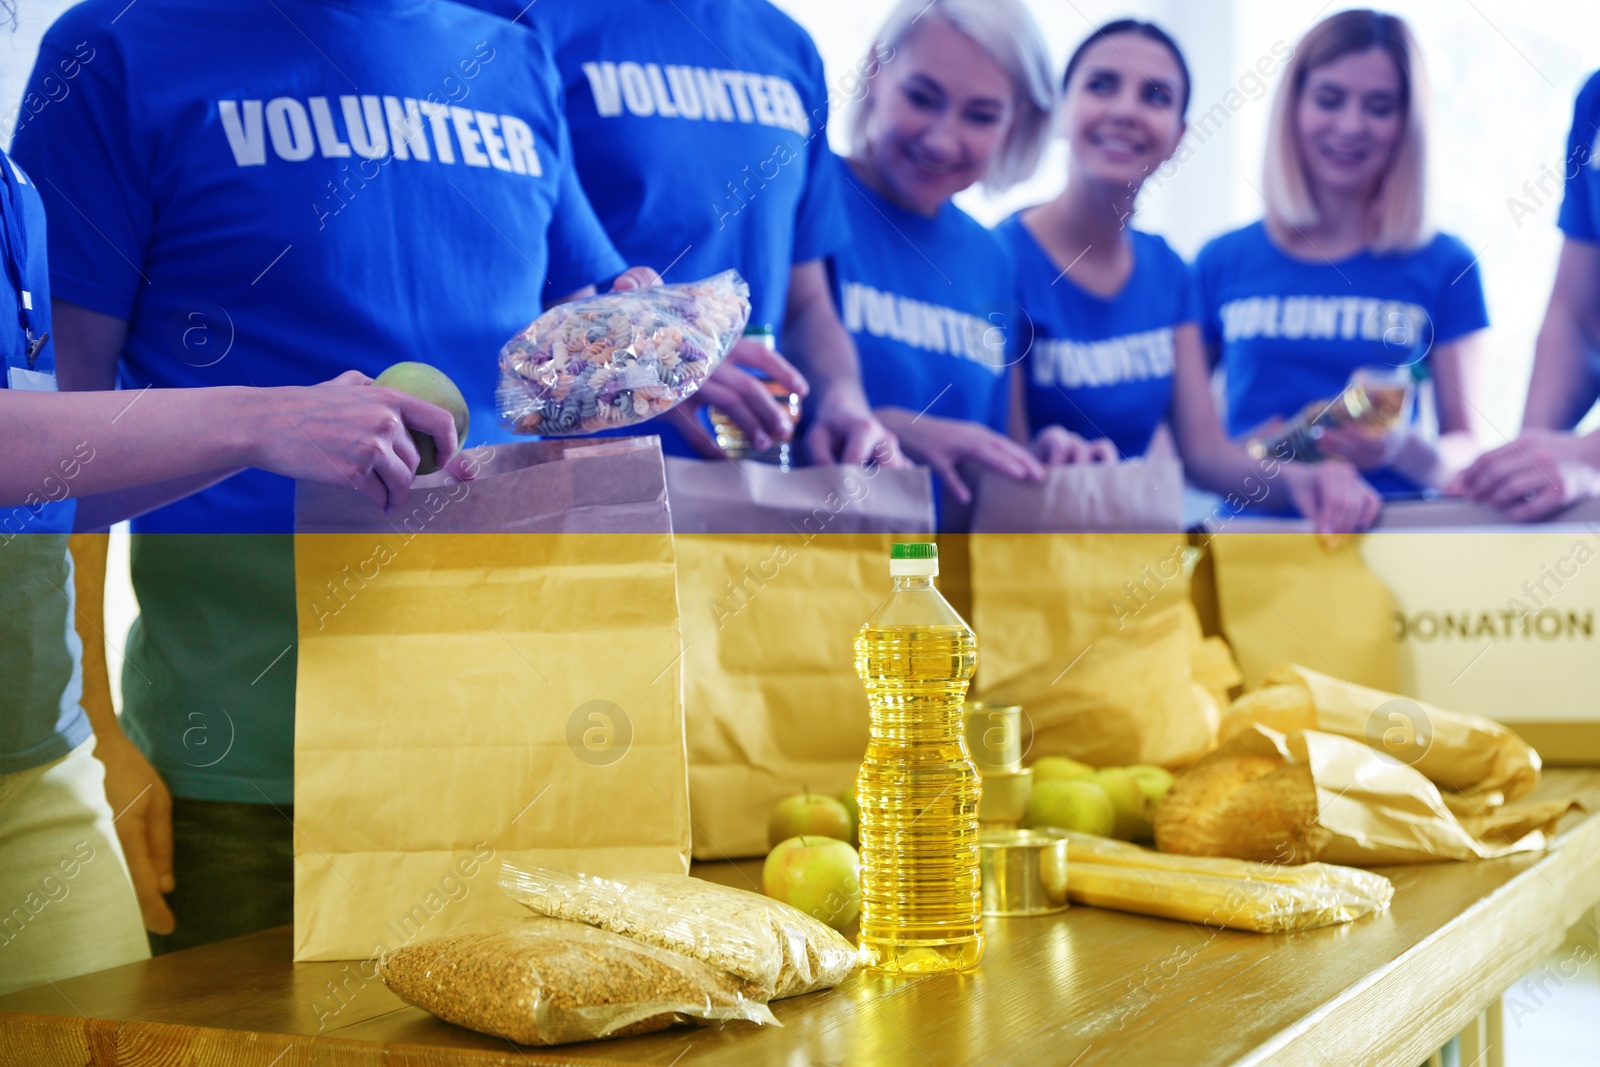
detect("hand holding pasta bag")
[498,270,751,436]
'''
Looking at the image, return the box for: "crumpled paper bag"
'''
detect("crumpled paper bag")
[970,535,1227,768]
[1209,534,1400,692]
[1219,664,1541,804]
[1163,725,1577,867]
[970,458,1184,533]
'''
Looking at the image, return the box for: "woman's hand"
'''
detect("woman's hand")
[1315,423,1406,470]
[805,392,906,469]
[1281,460,1382,533]
[670,337,810,456]
[244,377,459,514]
[1448,429,1600,521]
[1032,425,1118,465]
[609,265,662,292]
[884,410,1045,504]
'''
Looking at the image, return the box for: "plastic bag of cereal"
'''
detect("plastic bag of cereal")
[497,270,750,436]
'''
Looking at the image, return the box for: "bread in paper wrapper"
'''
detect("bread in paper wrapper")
[497,270,750,436]
[1157,723,1579,866]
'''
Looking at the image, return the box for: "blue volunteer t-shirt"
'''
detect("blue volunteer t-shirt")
[1194,221,1490,497]
[999,215,1198,459]
[1557,69,1600,399]
[12,0,625,536]
[830,163,1014,433]
[11,0,624,803]
[0,151,90,776]
[462,0,852,453]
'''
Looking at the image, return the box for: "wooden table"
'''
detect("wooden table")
[5,770,1598,1067]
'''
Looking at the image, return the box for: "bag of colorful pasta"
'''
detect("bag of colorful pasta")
[497,270,750,435]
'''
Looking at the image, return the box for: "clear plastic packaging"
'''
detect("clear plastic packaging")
[1060,833,1393,933]
[497,270,751,436]
[499,864,858,999]
[378,916,776,1046]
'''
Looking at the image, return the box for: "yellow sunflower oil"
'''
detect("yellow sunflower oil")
[854,542,983,973]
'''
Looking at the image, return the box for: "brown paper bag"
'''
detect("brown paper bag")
[675,533,896,859]
[969,534,1222,768]
[663,458,932,860]
[1219,664,1541,803]
[970,459,1184,533]
[292,438,691,961]
[663,456,934,534]
[1208,534,1400,692]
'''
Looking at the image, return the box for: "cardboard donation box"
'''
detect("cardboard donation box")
[292,439,691,961]
[1358,532,1600,753]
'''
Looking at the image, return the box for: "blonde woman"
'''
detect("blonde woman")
[1002,20,1379,531]
[1195,9,1487,498]
[829,0,1054,509]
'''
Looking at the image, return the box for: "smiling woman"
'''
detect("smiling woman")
[1195,9,1491,503]
[824,0,1055,519]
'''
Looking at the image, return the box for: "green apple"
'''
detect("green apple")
[837,784,860,847]
[1030,756,1096,783]
[1126,765,1175,841]
[1022,779,1115,837]
[767,792,853,849]
[763,835,861,932]
[1091,768,1146,841]
[373,361,469,474]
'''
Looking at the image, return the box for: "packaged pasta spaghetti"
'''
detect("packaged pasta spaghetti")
[499,864,859,999]
[379,916,776,1046]
[497,270,750,435]
[1060,832,1393,933]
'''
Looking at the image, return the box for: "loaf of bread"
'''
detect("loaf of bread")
[1153,736,1329,864]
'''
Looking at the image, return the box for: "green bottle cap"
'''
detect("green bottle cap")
[891,543,938,560]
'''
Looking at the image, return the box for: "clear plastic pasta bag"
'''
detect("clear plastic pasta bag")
[497,269,751,436]
[1060,832,1394,933]
[378,916,776,1046]
[499,864,860,999]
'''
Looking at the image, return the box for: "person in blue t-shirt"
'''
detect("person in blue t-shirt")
[1002,20,1380,531]
[828,0,1054,508]
[1195,10,1490,501]
[0,137,463,989]
[12,0,654,953]
[464,0,899,467]
[1454,71,1600,520]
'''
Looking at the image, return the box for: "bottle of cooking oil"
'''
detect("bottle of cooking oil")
[1247,363,1420,462]
[855,542,983,973]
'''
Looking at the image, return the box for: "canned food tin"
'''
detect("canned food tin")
[963,701,1023,773]
[980,827,1070,917]
[977,766,1032,826]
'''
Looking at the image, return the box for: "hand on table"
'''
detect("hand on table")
[1447,429,1600,521]
[1281,459,1382,533]
[1032,426,1118,465]
[885,411,1044,505]
[95,736,176,934]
